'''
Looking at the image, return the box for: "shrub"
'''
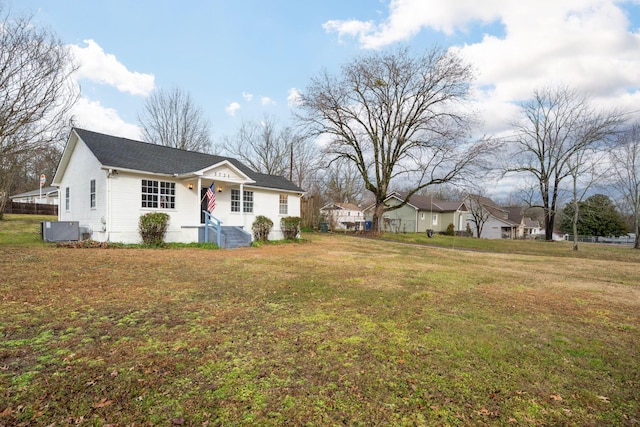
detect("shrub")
[138,212,170,246]
[252,215,273,242]
[445,223,455,236]
[281,216,301,240]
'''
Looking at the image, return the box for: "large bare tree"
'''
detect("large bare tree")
[610,123,640,249]
[138,86,212,152]
[0,7,78,215]
[507,86,623,241]
[297,46,489,231]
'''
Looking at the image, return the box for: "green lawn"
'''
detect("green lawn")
[1,215,638,426]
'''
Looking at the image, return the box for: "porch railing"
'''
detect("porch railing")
[203,210,222,247]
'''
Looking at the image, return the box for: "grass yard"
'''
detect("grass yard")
[1,215,639,426]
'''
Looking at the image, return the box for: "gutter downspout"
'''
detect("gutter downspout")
[106,169,111,241]
[197,177,202,223]
[239,183,244,229]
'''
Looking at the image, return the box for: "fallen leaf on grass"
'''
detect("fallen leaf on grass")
[92,398,113,408]
[476,407,500,417]
[550,394,563,401]
[598,395,610,403]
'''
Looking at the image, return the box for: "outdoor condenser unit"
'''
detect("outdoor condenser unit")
[41,221,80,242]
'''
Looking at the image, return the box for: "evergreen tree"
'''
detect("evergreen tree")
[560,194,629,236]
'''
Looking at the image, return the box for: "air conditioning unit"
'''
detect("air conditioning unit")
[42,221,80,242]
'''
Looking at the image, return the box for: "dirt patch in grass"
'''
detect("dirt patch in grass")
[1,233,639,426]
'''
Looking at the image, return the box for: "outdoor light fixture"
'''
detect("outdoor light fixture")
[188,183,194,190]
[217,187,223,193]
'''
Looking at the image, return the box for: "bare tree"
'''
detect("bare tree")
[322,157,366,205]
[297,46,489,231]
[566,147,608,250]
[506,86,623,241]
[610,123,640,249]
[465,192,491,238]
[222,115,311,181]
[138,86,212,152]
[0,7,79,216]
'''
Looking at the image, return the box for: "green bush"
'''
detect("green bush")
[281,216,301,240]
[138,212,170,246]
[252,215,273,242]
[445,223,455,236]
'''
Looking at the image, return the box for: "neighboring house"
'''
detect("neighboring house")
[52,128,304,246]
[364,192,468,233]
[319,202,365,230]
[10,187,59,205]
[466,195,540,239]
[504,206,541,239]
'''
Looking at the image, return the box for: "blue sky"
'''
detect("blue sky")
[8,0,640,151]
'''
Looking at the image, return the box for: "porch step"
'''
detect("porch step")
[200,225,251,248]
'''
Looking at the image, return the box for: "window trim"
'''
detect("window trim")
[231,189,254,213]
[279,194,288,215]
[90,179,96,209]
[141,179,175,209]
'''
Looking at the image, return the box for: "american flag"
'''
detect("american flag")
[206,183,216,212]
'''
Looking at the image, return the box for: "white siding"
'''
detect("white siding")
[106,172,200,243]
[57,139,107,237]
[57,138,302,244]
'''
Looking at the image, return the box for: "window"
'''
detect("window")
[65,187,70,212]
[231,189,254,213]
[243,190,253,213]
[421,212,425,220]
[90,179,96,209]
[432,214,438,226]
[141,179,175,209]
[231,189,240,212]
[279,194,288,215]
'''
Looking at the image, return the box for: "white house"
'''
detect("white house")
[10,187,59,205]
[466,195,540,239]
[52,128,305,247]
[319,202,365,230]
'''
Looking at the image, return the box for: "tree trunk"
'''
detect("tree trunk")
[372,202,386,232]
[572,201,579,251]
[544,212,554,241]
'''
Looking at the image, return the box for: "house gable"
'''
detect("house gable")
[196,160,254,186]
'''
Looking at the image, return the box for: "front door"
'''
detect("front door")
[200,188,207,223]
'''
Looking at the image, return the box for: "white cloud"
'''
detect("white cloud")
[323,0,502,49]
[225,102,241,116]
[261,96,275,106]
[322,19,374,43]
[72,97,142,140]
[242,92,254,102]
[69,39,155,96]
[287,88,302,107]
[324,0,640,137]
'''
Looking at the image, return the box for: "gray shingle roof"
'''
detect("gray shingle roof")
[74,128,304,193]
[395,192,466,212]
